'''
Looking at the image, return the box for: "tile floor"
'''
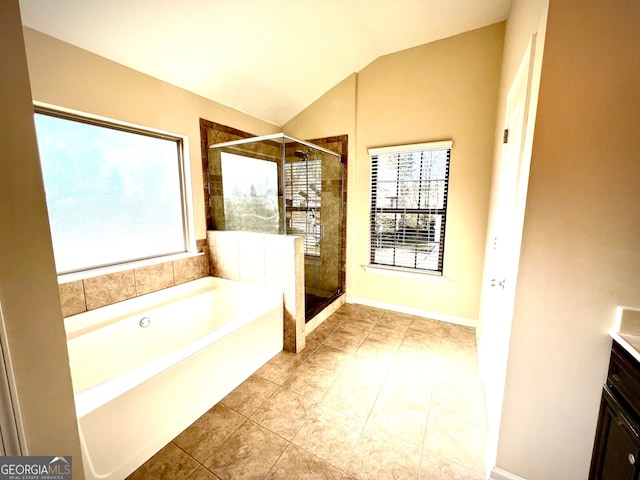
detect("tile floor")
[127,303,487,480]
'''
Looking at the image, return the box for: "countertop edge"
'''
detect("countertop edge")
[610,331,640,364]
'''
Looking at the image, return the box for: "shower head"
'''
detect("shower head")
[294,149,310,160]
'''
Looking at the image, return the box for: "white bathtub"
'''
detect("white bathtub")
[64,276,283,480]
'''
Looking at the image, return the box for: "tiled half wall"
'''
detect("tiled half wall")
[58,239,209,317]
[207,230,305,353]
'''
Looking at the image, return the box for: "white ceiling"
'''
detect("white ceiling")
[18,0,511,126]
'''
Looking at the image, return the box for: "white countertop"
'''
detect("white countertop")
[610,306,640,363]
[610,331,640,364]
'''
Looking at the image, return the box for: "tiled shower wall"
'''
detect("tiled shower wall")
[58,239,209,317]
[207,230,305,353]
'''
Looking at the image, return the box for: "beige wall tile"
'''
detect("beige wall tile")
[58,280,86,317]
[83,270,136,310]
[174,255,208,285]
[213,231,239,250]
[212,247,240,281]
[209,231,240,281]
[135,262,174,295]
[238,232,266,286]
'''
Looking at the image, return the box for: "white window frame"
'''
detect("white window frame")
[367,140,452,276]
[34,103,196,280]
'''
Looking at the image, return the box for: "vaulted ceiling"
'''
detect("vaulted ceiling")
[18,0,511,125]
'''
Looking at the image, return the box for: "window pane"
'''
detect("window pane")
[35,113,186,274]
[221,152,279,234]
[372,212,442,270]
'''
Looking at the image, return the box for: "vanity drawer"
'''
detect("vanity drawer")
[609,341,640,421]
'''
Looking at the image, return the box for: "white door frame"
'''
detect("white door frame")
[0,303,24,455]
[479,33,538,476]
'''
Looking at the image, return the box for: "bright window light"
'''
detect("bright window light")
[34,108,189,274]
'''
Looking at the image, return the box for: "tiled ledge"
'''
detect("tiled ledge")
[59,240,209,317]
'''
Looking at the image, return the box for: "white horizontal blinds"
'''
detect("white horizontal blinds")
[284,157,322,256]
[369,141,452,274]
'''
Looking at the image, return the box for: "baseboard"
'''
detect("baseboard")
[349,296,477,327]
[490,468,527,480]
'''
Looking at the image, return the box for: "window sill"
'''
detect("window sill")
[58,251,204,284]
[363,265,447,282]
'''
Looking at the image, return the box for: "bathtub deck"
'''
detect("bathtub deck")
[126,303,487,480]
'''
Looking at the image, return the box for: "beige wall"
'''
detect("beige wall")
[496,1,640,478]
[23,27,280,240]
[0,0,83,475]
[287,24,504,322]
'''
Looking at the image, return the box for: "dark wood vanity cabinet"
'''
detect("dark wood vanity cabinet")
[590,342,640,480]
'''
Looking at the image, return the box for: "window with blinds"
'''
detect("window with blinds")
[368,141,452,275]
[284,158,322,256]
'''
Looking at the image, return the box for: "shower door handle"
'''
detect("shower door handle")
[320,224,325,240]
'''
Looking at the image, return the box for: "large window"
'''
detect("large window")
[34,106,191,275]
[369,141,452,275]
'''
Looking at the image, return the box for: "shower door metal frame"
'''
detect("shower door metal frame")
[208,133,344,320]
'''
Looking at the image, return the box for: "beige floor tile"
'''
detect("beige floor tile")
[311,315,345,339]
[429,380,487,429]
[255,350,303,385]
[338,305,383,324]
[402,328,443,352]
[393,343,439,374]
[355,337,399,367]
[323,326,368,352]
[377,311,414,330]
[321,375,379,418]
[434,346,479,381]
[173,404,246,462]
[187,466,221,480]
[420,451,484,480]
[339,319,376,336]
[204,420,288,480]
[423,419,486,474]
[338,354,390,386]
[407,317,445,336]
[251,387,317,440]
[220,375,279,416]
[367,322,407,344]
[347,423,421,480]
[441,323,477,343]
[293,405,365,470]
[265,444,343,480]
[380,367,432,406]
[368,391,429,447]
[305,343,353,372]
[283,362,340,402]
[126,442,199,480]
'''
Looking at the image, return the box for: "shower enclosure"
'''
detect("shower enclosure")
[208,133,344,321]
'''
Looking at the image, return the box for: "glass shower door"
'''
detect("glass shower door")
[283,142,343,320]
[311,149,343,317]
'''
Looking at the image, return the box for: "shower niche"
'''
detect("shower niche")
[208,133,345,322]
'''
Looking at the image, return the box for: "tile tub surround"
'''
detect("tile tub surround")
[58,239,209,317]
[207,230,305,353]
[127,304,487,480]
